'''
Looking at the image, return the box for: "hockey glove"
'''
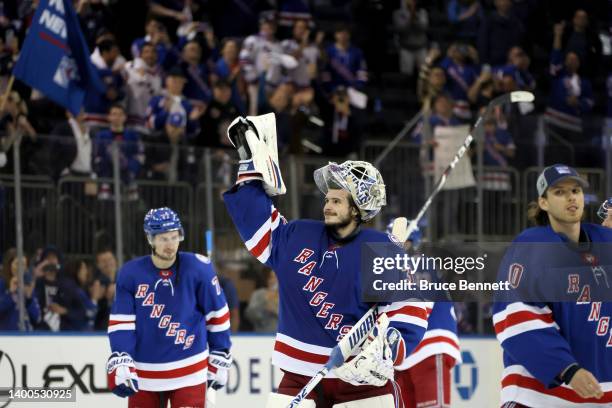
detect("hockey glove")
[207,350,232,390]
[334,314,402,387]
[107,352,139,397]
[227,114,286,196]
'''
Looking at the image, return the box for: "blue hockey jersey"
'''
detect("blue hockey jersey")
[107,252,231,391]
[223,181,429,377]
[492,224,612,406]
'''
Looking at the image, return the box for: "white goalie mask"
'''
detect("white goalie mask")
[314,160,386,222]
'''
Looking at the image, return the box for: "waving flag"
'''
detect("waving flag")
[12,0,104,115]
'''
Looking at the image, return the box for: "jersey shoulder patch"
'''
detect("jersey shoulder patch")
[195,254,211,264]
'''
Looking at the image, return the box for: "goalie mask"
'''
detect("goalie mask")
[314,160,386,222]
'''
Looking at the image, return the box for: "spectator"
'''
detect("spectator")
[145,111,197,183]
[467,65,496,110]
[561,9,602,78]
[495,46,536,92]
[321,85,361,157]
[393,0,429,78]
[83,39,125,129]
[93,247,117,330]
[0,91,38,174]
[414,93,462,144]
[321,24,368,93]
[281,19,320,89]
[417,48,446,110]
[245,269,278,333]
[148,0,191,42]
[147,66,202,137]
[0,248,40,330]
[124,42,163,134]
[213,39,247,114]
[63,258,104,331]
[50,110,94,179]
[131,17,178,69]
[440,42,479,121]
[477,0,525,65]
[197,80,238,148]
[93,104,144,200]
[76,0,113,50]
[447,0,483,43]
[481,116,516,190]
[545,22,594,142]
[33,245,87,331]
[239,14,284,115]
[180,40,212,109]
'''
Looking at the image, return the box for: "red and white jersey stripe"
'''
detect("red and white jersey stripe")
[379,301,430,329]
[107,314,136,333]
[493,303,559,344]
[272,333,340,377]
[206,305,231,332]
[398,329,461,370]
[244,204,281,264]
[501,365,612,407]
[135,350,209,391]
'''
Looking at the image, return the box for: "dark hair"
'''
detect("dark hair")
[141,41,156,51]
[1,248,17,286]
[527,200,549,226]
[98,39,118,54]
[63,258,90,289]
[109,103,125,113]
[95,247,115,257]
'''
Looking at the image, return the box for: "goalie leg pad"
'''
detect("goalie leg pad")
[332,394,395,408]
[265,392,316,408]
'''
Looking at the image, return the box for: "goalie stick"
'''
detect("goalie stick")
[286,305,379,407]
[393,91,534,242]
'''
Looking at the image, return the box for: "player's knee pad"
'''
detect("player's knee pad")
[332,393,395,408]
[265,392,316,408]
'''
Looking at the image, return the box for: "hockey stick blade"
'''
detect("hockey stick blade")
[509,91,535,103]
[286,306,378,407]
[391,217,408,242]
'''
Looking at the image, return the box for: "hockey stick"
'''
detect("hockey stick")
[286,305,379,408]
[393,91,534,242]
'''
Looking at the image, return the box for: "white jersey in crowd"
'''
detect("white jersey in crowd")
[281,38,319,88]
[123,58,163,131]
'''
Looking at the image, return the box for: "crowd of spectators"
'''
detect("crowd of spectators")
[0,1,612,334]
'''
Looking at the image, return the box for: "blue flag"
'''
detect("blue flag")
[12,0,104,115]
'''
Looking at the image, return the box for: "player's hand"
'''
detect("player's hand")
[207,350,232,390]
[107,352,139,398]
[569,369,603,399]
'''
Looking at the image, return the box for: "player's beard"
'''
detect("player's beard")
[325,211,353,230]
[153,247,176,262]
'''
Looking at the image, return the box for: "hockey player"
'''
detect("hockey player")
[492,164,612,407]
[106,207,232,407]
[223,113,430,407]
[387,221,461,408]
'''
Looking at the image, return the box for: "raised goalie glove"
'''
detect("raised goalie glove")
[106,352,139,397]
[226,113,286,196]
[333,314,403,387]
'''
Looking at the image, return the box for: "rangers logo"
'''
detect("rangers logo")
[508,263,524,289]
